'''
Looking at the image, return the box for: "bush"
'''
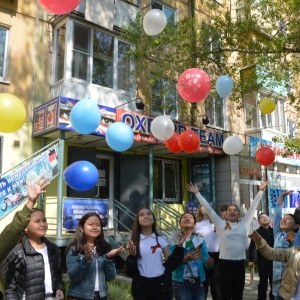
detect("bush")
[107,281,133,300]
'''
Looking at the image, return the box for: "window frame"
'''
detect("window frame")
[205,94,227,129]
[153,158,181,204]
[53,19,132,93]
[0,26,9,82]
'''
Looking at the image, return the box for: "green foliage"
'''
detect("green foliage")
[107,281,133,300]
[272,136,300,156]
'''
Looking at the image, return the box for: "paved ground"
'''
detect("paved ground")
[207,271,269,300]
[117,269,268,300]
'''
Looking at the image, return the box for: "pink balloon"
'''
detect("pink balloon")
[177,68,211,102]
[38,0,81,14]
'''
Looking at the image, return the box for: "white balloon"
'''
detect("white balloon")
[143,9,167,36]
[150,115,174,141]
[222,136,243,155]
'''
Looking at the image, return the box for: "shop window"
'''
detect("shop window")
[205,95,226,129]
[153,158,181,203]
[151,79,178,118]
[0,27,9,81]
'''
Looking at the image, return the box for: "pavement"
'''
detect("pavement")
[116,269,267,300]
[207,270,268,300]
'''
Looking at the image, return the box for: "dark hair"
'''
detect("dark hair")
[131,208,160,259]
[221,204,229,212]
[227,204,240,213]
[180,212,196,225]
[196,205,212,223]
[285,213,300,225]
[65,212,111,255]
[258,213,269,220]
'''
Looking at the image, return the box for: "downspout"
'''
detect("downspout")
[190,0,198,126]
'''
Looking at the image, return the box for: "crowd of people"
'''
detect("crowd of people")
[0,177,300,300]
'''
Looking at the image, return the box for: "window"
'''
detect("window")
[0,27,9,81]
[152,2,176,22]
[261,99,286,133]
[244,93,259,128]
[287,119,296,138]
[153,158,181,203]
[151,79,178,118]
[205,95,225,129]
[54,24,66,82]
[69,22,131,91]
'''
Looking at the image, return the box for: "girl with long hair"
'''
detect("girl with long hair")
[125,207,185,300]
[196,205,221,300]
[66,212,124,300]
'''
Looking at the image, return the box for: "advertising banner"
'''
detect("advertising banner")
[63,198,108,230]
[267,170,300,220]
[0,141,60,219]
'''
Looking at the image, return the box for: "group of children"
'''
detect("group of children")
[1,178,300,300]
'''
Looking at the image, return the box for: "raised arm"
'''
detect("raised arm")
[187,183,222,226]
[244,181,268,229]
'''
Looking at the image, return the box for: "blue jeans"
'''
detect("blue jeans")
[173,281,205,300]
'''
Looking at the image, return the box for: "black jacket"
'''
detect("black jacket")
[4,235,64,300]
[248,226,274,263]
[125,245,184,300]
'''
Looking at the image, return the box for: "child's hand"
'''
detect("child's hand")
[206,257,214,266]
[183,250,201,263]
[178,233,186,247]
[248,231,262,244]
[55,290,64,299]
[186,182,199,194]
[127,240,137,256]
[106,246,125,259]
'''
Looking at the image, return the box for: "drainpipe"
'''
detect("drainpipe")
[56,131,65,240]
[148,144,153,211]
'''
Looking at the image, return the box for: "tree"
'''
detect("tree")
[121,0,300,154]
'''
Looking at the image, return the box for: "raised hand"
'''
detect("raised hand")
[259,180,269,191]
[106,246,125,259]
[26,175,50,209]
[127,240,137,256]
[186,182,199,194]
[183,250,201,263]
[248,231,262,244]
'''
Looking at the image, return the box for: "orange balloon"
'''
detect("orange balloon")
[259,98,276,114]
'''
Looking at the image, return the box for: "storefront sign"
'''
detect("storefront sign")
[0,141,60,219]
[267,170,300,219]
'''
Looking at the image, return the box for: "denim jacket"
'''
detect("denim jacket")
[272,203,298,296]
[170,235,212,284]
[66,248,116,299]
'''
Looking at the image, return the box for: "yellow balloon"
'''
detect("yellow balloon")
[0,93,27,133]
[259,97,276,114]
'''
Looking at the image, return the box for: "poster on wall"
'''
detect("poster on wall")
[63,198,108,230]
[0,141,60,219]
[188,160,213,215]
[268,170,300,220]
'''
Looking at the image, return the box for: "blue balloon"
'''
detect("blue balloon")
[105,122,134,152]
[63,161,98,191]
[215,75,234,98]
[70,98,101,134]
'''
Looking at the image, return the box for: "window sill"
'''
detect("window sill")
[0,80,10,85]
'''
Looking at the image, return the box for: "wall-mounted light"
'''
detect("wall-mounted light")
[116,89,145,110]
[199,114,210,125]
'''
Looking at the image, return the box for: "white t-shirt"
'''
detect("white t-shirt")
[137,233,169,278]
[35,245,53,294]
[196,219,220,253]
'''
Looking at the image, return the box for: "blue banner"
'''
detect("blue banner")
[63,198,108,230]
[0,141,59,219]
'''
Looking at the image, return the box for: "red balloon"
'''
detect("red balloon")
[178,130,200,153]
[255,147,275,166]
[177,68,211,102]
[165,132,181,153]
[38,0,81,14]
